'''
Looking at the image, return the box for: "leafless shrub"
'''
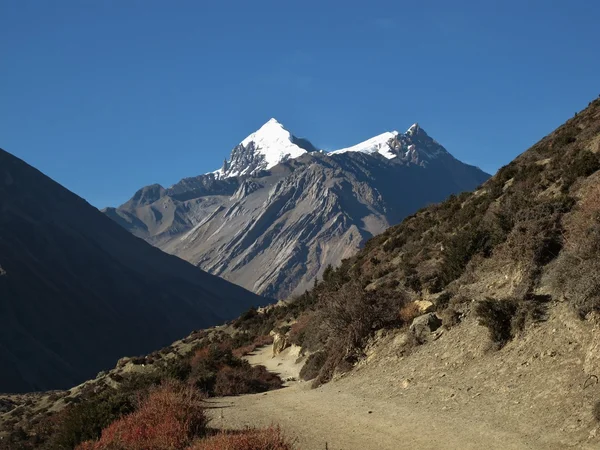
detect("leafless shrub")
[313,281,405,385]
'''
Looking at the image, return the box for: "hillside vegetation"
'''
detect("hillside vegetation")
[0,329,287,449]
[282,96,600,384]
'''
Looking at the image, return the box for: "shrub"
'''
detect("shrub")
[440,307,460,329]
[288,313,312,347]
[554,129,577,147]
[474,296,548,346]
[299,352,327,381]
[511,294,549,333]
[435,291,453,311]
[474,298,517,345]
[404,274,422,292]
[213,364,282,396]
[399,302,421,325]
[439,227,492,286]
[563,150,600,190]
[320,281,403,353]
[313,281,405,385]
[189,426,293,450]
[76,381,207,450]
[47,373,164,449]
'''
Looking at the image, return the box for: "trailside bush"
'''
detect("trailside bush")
[189,426,293,450]
[474,296,548,346]
[299,352,327,381]
[46,372,163,449]
[474,298,518,345]
[76,381,207,450]
[313,281,405,385]
[213,364,282,396]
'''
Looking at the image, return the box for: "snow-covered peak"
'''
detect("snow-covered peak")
[215,119,310,179]
[238,118,306,170]
[328,123,449,165]
[241,118,285,146]
[330,131,399,159]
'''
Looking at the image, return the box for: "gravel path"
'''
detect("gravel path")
[205,346,572,450]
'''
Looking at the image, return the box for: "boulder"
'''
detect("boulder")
[410,313,442,343]
[272,332,289,357]
[414,300,435,314]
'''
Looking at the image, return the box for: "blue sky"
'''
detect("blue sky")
[1,0,599,208]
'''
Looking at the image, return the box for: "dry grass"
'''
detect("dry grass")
[188,426,293,450]
[399,302,422,325]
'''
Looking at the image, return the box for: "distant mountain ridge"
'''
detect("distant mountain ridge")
[105,120,489,299]
[0,149,266,393]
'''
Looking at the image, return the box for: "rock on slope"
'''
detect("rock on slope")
[105,119,489,299]
[0,149,267,393]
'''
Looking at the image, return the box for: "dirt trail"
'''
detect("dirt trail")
[206,345,587,450]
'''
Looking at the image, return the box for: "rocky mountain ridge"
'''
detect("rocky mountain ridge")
[105,120,490,299]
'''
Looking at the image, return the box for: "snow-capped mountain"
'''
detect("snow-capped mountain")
[214,118,318,179]
[330,123,449,166]
[331,131,399,159]
[105,120,489,299]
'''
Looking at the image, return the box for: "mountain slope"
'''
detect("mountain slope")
[0,149,267,393]
[284,97,600,388]
[106,120,489,299]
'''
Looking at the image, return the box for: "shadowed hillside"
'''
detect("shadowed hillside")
[0,150,267,393]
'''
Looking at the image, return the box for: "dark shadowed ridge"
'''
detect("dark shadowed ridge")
[0,149,268,393]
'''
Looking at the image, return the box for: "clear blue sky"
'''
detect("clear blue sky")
[2,0,598,208]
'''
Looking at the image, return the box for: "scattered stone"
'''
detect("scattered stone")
[271,331,289,357]
[414,300,435,314]
[410,313,442,343]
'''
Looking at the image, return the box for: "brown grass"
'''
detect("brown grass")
[188,426,293,450]
[399,302,422,325]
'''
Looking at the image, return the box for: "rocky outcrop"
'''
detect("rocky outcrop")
[271,331,289,357]
[414,300,435,314]
[410,313,443,343]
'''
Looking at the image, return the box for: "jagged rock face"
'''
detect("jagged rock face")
[0,149,266,392]
[107,121,489,300]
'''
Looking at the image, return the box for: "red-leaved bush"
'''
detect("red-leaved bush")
[188,426,293,450]
[288,314,312,346]
[76,380,207,450]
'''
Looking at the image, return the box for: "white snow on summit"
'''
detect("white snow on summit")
[240,118,307,170]
[213,118,308,179]
[330,131,399,159]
